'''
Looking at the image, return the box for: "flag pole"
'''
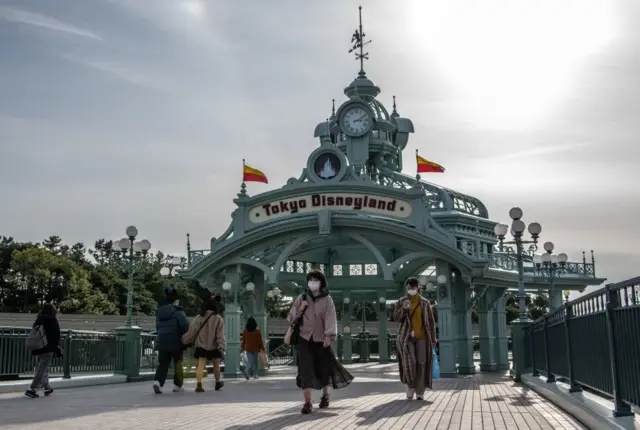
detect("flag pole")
[240,159,247,195]
[415,149,421,182]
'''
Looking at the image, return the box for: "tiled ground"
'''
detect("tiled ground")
[0,363,585,429]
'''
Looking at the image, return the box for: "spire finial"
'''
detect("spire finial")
[186,233,191,251]
[331,99,336,117]
[392,95,398,116]
[348,6,372,77]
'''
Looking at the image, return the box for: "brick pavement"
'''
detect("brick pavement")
[0,364,585,430]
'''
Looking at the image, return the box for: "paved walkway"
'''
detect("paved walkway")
[0,364,584,430]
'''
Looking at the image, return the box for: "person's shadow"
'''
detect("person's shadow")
[223,407,339,430]
[354,399,429,426]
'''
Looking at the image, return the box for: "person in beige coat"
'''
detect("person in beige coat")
[182,297,226,392]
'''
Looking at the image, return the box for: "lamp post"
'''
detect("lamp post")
[220,279,255,378]
[533,242,568,311]
[420,276,438,301]
[563,290,571,303]
[494,208,541,382]
[160,256,185,279]
[494,207,542,321]
[112,226,151,328]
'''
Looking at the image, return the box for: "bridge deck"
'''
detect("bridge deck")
[0,364,584,430]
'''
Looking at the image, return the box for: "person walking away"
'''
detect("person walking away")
[394,277,437,400]
[182,296,226,392]
[287,270,354,414]
[241,317,265,380]
[153,286,189,394]
[25,303,62,398]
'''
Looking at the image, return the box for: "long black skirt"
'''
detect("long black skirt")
[296,337,354,390]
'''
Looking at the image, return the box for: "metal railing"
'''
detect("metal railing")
[524,277,640,416]
[0,327,124,379]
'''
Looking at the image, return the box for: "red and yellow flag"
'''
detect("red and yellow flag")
[416,151,445,173]
[242,160,268,184]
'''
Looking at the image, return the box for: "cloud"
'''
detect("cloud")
[61,53,168,92]
[480,142,593,162]
[0,6,102,40]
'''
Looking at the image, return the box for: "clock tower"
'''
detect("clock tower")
[313,6,415,178]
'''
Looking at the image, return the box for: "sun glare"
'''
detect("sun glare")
[405,0,615,129]
[181,0,206,18]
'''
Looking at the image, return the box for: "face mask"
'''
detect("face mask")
[407,289,418,296]
[308,281,320,291]
[173,300,180,306]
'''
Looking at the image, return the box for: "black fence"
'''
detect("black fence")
[524,277,640,416]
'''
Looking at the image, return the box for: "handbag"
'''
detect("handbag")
[258,351,269,369]
[25,325,47,351]
[181,312,214,350]
[284,294,308,346]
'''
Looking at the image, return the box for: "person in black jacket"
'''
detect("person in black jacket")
[25,303,62,399]
[153,286,189,394]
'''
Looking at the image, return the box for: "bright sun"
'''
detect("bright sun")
[405,0,615,129]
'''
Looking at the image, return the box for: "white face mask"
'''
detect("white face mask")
[308,281,321,291]
[407,289,418,296]
[173,300,180,306]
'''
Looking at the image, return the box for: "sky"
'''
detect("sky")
[0,0,638,291]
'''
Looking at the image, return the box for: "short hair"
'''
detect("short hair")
[306,269,328,291]
[405,277,420,288]
[166,285,178,301]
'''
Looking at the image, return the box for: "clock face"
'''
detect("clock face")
[342,106,371,136]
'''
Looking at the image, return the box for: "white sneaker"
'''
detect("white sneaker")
[172,385,183,392]
[153,381,162,394]
[406,388,415,399]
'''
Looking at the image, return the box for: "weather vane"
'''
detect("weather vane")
[349,5,371,77]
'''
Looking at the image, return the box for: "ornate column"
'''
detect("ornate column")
[493,291,509,370]
[455,278,475,375]
[342,295,353,364]
[435,260,456,377]
[223,268,243,378]
[477,287,496,371]
[377,292,389,364]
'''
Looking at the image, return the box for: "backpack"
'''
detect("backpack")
[25,325,48,351]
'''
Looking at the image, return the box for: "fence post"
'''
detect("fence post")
[62,331,71,379]
[563,302,581,392]
[543,315,555,383]
[530,324,539,377]
[604,285,634,417]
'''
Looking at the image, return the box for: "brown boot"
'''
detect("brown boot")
[319,394,330,408]
[301,401,313,414]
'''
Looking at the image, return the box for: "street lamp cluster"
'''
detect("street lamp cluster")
[494,207,541,322]
[112,226,152,328]
[160,256,184,278]
[533,242,568,310]
[419,274,447,299]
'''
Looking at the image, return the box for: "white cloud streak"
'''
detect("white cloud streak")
[0,7,102,40]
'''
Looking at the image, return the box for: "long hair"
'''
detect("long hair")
[306,269,328,293]
[199,296,217,317]
[245,317,258,332]
[40,303,57,317]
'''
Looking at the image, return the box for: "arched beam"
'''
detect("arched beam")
[345,232,393,281]
[389,251,434,274]
[227,258,274,280]
[269,233,317,284]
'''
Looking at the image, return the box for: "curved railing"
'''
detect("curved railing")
[525,276,640,413]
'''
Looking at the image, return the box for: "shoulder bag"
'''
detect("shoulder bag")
[284,294,308,346]
[181,312,214,350]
